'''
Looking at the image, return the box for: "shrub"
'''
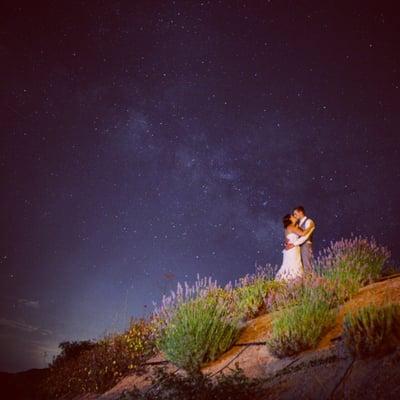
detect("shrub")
[263,274,335,313]
[343,303,400,358]
[152,274,223,336]
[120,364,265,400]
[152,265,278,336]
[50,339,97,367]
[39,318,157,398]
[157,293,242,373]
[234,277,284,318]
[322,264,363,304]
[266,290,336,358]
[263,276,304,312]
[314,236,390,306]
[300,274,346,309]
[316,236,390,285]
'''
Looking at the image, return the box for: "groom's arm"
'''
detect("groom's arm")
[285,219,315,249]
[292,226,315,245]
[306,219,315,231]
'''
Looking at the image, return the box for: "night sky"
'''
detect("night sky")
[1,1,399,372]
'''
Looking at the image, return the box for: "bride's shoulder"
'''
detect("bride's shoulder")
[285,226,295,237]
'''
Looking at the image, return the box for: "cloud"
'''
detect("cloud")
[0,318,52,336]
[17,298,40,309]
[26,339,60,359]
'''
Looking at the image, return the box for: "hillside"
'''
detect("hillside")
[4,273,400,400]
[81,273,400,400]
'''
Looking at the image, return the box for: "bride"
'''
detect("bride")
[275,214,315,282]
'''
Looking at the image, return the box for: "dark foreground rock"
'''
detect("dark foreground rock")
[0,368,48,400]
[262,339,400,399]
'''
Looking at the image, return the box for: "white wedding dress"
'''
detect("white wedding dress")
[275,232,304,281]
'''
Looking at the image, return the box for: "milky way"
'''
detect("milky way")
[1,1,399,372]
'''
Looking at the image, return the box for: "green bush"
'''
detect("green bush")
[263,277,305,312]
[317,236,390,285]
[322,266,362,304]
[50,339,97,367]
[39,318,157,398]
[298,274,350,310]
[343,303,400,358]
[157,293,242,373]
[234,278,283,318]
[266,291,336,358]
[313,237,391,307]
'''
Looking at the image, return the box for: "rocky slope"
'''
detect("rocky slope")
[88,273,400,400]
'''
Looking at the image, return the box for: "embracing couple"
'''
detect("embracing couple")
[275,206,316,282]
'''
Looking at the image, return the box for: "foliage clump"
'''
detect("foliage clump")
[266,283,336,357]
[39,318,156,398]
[343,303,400,358]
[156,292,242,373]
[316,236,390,303]
[233,266,284,318]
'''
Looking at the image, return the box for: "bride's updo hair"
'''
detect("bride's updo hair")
[283,214,292,228]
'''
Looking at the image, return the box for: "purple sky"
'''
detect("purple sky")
[1,0,399,372]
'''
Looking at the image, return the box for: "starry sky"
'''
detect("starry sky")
[1,0,399,372]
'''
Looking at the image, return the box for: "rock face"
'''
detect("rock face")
[6,275,400,399]
[261,343,400,399]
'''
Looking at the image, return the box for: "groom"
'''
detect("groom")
[285,206,316,274]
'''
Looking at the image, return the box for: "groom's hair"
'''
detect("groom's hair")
[293,205,305,214]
